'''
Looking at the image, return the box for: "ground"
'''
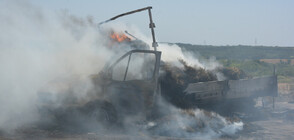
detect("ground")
[1,99,294,140]
[236,100,294,140]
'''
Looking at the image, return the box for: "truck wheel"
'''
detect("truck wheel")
[82,99,117,128]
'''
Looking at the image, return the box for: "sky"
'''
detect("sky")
[29,0,294,46]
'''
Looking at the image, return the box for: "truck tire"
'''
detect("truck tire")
[81,99,118,129]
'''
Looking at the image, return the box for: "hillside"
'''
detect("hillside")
[173,43,294,82]
[176,43,294,60]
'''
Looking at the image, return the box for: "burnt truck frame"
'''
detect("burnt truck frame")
[96,7,163,119]
[36,7,278,133]
[98,50,162,118]
[95,7,278,118]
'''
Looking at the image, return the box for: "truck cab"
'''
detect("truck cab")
[93,50,162,120]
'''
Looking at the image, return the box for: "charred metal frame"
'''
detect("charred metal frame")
[107,50,161,82]
[105,50,162,106]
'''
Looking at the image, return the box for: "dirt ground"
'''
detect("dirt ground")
[1,100,294,140]
[235,99,294,140]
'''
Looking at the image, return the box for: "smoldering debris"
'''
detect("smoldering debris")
[146,102,243,139]
[29,56,245,139]
[33,98,244,139]
[160,58,248,108]
[217,67,248,80]
[160,59,217,108]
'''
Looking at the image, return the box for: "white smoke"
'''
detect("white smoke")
[155,43,221,71]
[0,0,112,131]
[148,99,243,139]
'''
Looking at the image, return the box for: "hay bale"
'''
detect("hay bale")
[160,59,217,108]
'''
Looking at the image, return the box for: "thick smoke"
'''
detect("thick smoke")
[158,44,221,70]
[146,99,243,139]
[156,43,226,81]
[0,0,112,131]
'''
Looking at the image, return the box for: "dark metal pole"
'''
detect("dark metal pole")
[148,8,158,51]
[125,31,138,40]
[272,65,277,109]
[99,7,152,25]
[273,97,275,109]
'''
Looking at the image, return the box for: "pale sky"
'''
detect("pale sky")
[30,0,294,46]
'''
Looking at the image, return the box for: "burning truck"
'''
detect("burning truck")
[93,6,278,114]
[37,6,277,137]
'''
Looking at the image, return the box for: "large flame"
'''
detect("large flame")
[110,32,131,42]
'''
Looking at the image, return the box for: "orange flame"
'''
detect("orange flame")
[110,32,131,42]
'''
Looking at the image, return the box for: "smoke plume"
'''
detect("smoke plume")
[0,0,112,131]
